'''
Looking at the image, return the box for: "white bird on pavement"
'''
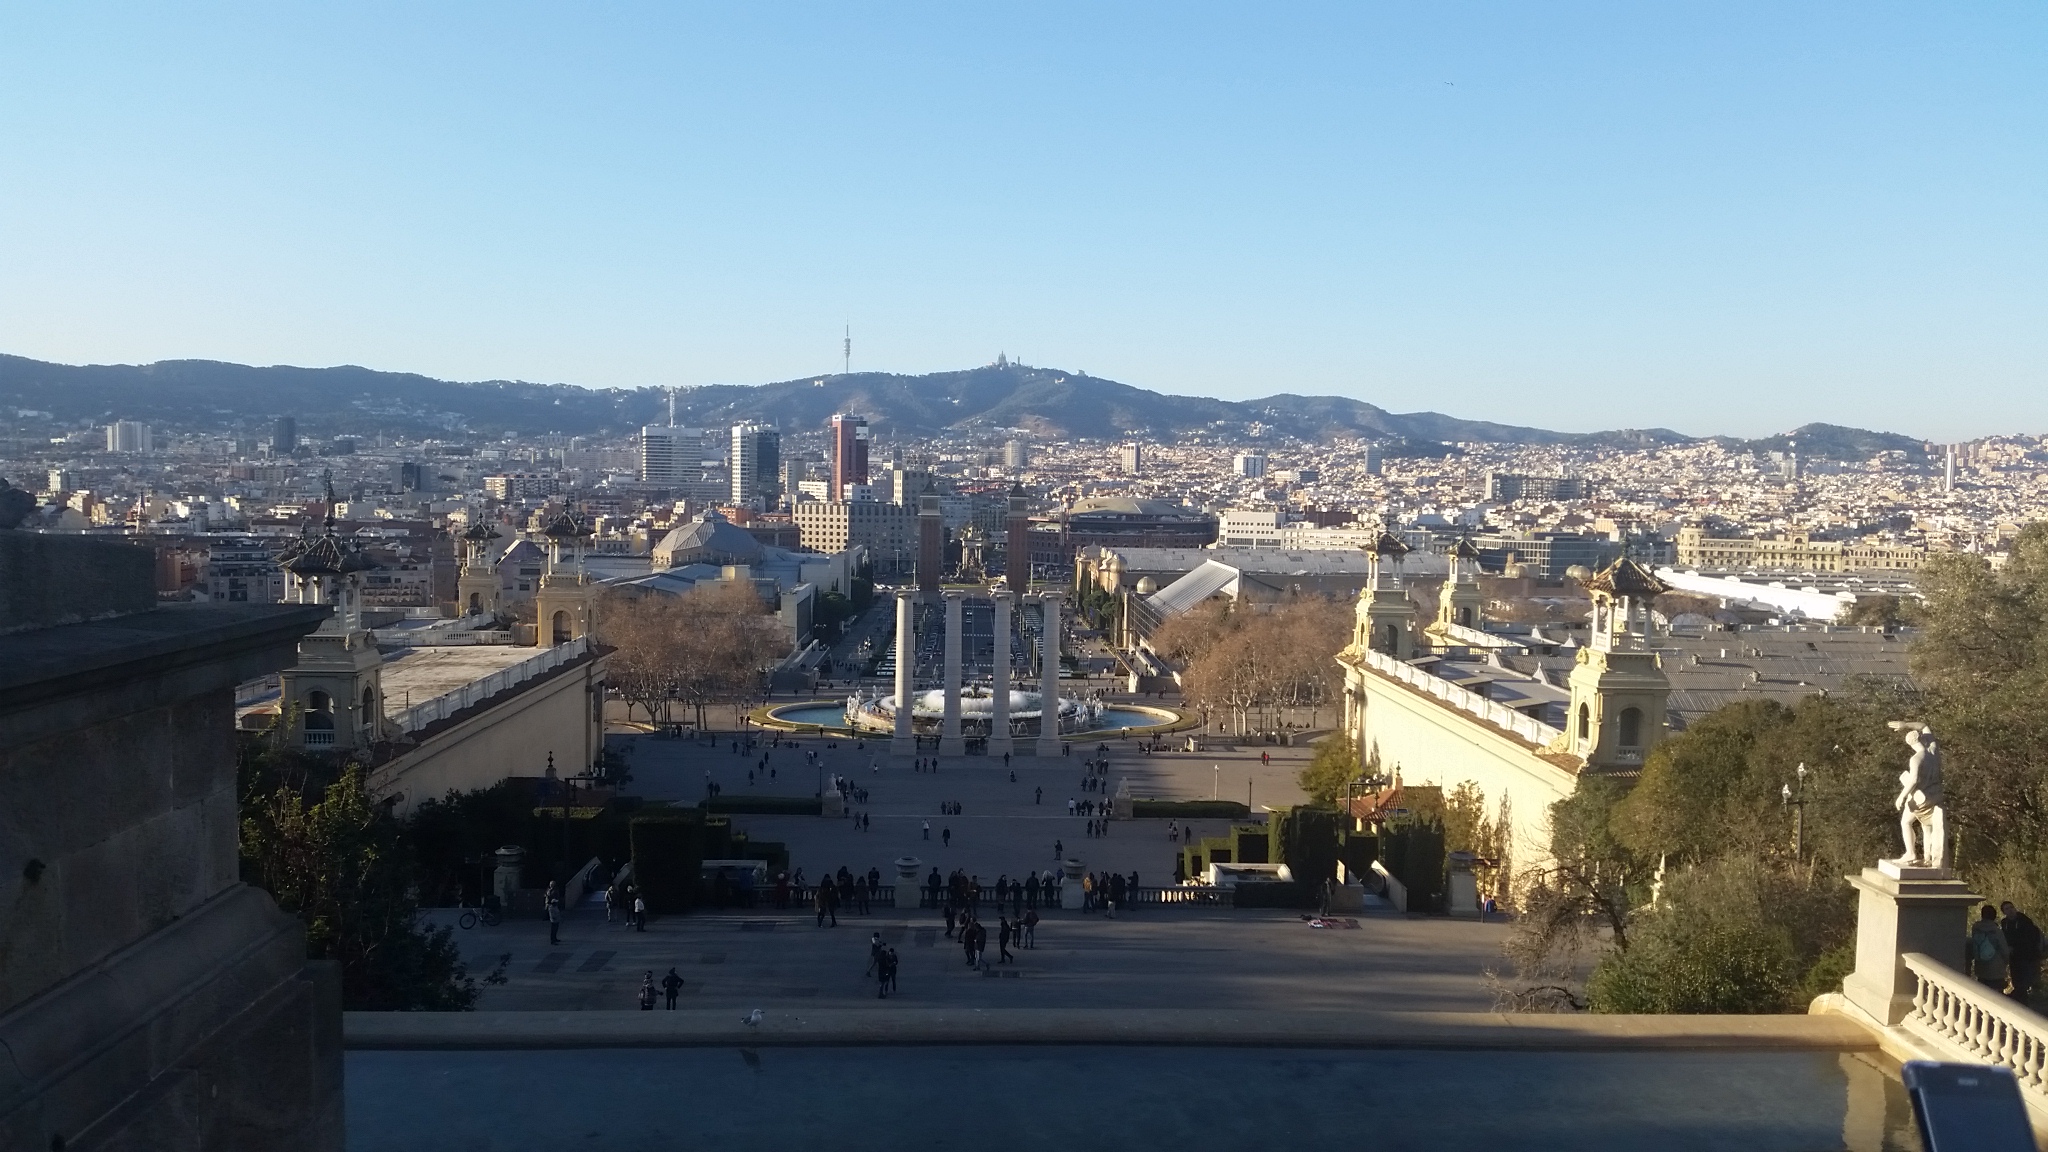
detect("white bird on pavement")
[743,1008,764,1027]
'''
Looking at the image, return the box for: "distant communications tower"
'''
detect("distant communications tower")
[843,326,851,375]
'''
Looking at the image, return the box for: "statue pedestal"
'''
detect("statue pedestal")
[1843,866,1981,1025]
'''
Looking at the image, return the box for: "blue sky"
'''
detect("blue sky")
[1,3,2041,438]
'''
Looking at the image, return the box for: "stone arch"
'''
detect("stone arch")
[1576,702,1590,743]
[305,690,335,730]
[1619,706,1643,750]
[551,609,571,644]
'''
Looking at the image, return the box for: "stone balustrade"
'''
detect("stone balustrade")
[1357,647,1563,747]
[391,635,591,734]
[1901,951,2048,1099]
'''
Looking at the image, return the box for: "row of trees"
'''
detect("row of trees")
[1498,523,2048,1013]
[1150,596,1352,733]
[600,581,792,730]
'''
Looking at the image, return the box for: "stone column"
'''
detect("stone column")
[940,590,965,756]
[892,591,915,756]
[988,591,1014,758]
[1842,864,1982,1025]
[1036,591,1063,757]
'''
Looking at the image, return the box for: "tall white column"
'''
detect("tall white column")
[1036,591,1063,758]
[988,591,1014,758]
[892,591,915,755]
[940,589,965,756]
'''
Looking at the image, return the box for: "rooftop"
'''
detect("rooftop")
[377,644,551,718]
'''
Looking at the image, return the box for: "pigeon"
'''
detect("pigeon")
[743,1008,764,1027]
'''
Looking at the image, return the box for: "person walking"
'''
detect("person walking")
[544,881,562,946]
[2004,901,2043,1004]
[1024,872,1040,909]
[923,819,931,840]
[961,916,979,968]
[1053,838,1063,861]
[638,971,657,1010]
[867,931,886,979]
[633,891,647,931]
[1034,785,1042,805]
[967,918,988,970]
[661,967,685,1009]
[944,902,958,940]
[942,827,952,848]
[1022,906,1038,949]
[604,882,618,923]
[816,881,838,928]
[882,946,899,996]
[998,916,1016,964]
[1971,904,2012,992]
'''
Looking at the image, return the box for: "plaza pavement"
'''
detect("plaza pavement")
[439,723,1519,1013]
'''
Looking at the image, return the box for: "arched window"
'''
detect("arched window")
[552,610,571,644]
[468,591,481,613]
[1576,703,1590,742]
[1457,607,1473,627]
[1619,706,1643,749]
[362,688,376,730]
[305,690,334,730]
[1381,623,1398,653]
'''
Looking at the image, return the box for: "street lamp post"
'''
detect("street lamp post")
[1782,761,1810,858]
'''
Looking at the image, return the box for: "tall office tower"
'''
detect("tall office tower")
[1003,438,1030,469]
[730,423,782,506]
[830,413,870,500]
[1232,451,1268,478]
[1362,443,1383,476]
[105,421,152,454]
[399,462,426,492]
[273,415,298,455]
[1118,441,1143,476]
[640,424,703,485]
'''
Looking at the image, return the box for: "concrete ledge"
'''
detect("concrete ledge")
[345,1007,1879,1052]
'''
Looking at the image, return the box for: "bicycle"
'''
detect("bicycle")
[458,898,503,930]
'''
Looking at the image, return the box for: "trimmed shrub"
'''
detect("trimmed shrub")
[1132,799,1250,820]
[630,811,707,913]
[701,795,824,816]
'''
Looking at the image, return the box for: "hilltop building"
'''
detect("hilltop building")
[1674,525,1927,573]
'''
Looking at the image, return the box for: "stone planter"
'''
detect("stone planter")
[894,856,922,882]
[1062,857,1085,879]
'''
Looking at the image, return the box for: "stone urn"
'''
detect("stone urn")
[1062,857,1086,880]
[894,856,922,882]
[492,845,525,912]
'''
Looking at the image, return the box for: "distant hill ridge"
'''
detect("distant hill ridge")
[0,353,1921,457]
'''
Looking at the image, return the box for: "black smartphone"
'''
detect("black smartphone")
[1903,1061,2037,1152]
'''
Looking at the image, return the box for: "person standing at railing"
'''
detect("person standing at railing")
[1972,904,2011,992]
[2002,901,2042,1005]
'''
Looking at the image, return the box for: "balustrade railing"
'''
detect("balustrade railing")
[392,636,591,734]
[1359,647,1563,747]
[1902,952,2048,1099]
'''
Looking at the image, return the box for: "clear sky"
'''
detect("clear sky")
[1,3,2042,439]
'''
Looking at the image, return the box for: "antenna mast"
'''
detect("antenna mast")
[843,326,851,375]
[667,387,676,427]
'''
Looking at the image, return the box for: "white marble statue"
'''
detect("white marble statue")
[1887,721,1947,872]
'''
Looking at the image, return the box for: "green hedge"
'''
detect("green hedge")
[1131,799,1250,820]
[701,795,824,816]
[630,811,707,913]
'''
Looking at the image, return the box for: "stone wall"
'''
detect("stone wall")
[372,650,608,815]
[0,533,339,1151]
[1348,660,1581,885]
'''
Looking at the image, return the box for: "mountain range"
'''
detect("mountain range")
[0,353,1925,458]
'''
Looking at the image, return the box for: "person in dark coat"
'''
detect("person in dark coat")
[998,916,1016,964]
[661,967,685,1009]
[2003,901,2043,1004]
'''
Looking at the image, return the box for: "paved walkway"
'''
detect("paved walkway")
[347,1046,1918,1151]
[437,903,1513,1012]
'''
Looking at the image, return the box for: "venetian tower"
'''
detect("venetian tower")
[1433,537,1486,638]
[276,504,387,753]
[534,510,597,647]
[1356,530,1418,660]
[457,520,503,618]
[1564,558,1672,770]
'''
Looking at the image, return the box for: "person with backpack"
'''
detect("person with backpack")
[2003,901,2043,1004]
[638,972,657,1010]
[1971,904,2012,992]
[1022,907,1038,949]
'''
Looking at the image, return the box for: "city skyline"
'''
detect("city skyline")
[2,4,2043,441]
